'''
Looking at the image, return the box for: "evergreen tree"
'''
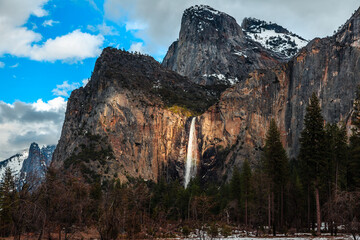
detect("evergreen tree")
[299,93,326,235]
[230,166,241,222]
[324,123,348,193]
[349,86,360,190]
[230,166,241,203]
[0,167,16,237]
[263,119,289,234]
[240,159,252,226]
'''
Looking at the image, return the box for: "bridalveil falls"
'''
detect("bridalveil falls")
[184,117,198,188]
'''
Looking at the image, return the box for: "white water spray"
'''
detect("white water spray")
[184,117,198,188]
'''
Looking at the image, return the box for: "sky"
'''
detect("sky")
[0,0,359,159]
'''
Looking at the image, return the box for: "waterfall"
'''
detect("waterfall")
[184,117,198,188]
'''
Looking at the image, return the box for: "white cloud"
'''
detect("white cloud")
[129,42,145,53]
[0,97,67,159]
[0,0,104,62]
[42,19,59,27]
[10,63,19,68]
[52,80,80,97]
[30,30,104,62]
[33,97,67,111]
[0,62,5,68]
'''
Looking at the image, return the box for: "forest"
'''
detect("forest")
[1,92,360,240]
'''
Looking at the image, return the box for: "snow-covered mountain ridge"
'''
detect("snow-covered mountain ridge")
[242,17,308,59]
[0,143,55,182]
[0,149,28,180]
[183,6,308,60]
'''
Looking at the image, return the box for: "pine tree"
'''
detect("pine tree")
[240,159,252,226]
[230,166,242,222]
[349,86,360,190]
[299,93,326,235]
[324,123,348,193]
[230,166,241,203]
[0,167,16,237]
[263,119,289,234]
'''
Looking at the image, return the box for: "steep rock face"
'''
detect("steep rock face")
[194,7,360,182]
[197,67,290,181]
[52,48,217,183]
[162,5,281,87]
[21,143,56,180]
[0,143,55,182]
[54,6,360,184]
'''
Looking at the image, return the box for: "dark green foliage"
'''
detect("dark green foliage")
[299,93,326,235]
[299,93,326,185]
[0,168,16,237]
[241,160,252,198]
[349,86,360,189]
[230,166,241,203]
[264,119,289,190]
[263,119,290,233]
[324,123,348,192]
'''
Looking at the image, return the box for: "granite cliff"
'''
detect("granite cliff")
[53,5,360,184]
[52,49,217,183]
[161,5,282,89]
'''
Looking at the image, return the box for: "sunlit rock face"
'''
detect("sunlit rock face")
[54,6,360,184]
[194,7,360,182]
[52,47,217,183]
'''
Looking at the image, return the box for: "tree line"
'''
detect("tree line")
[1,92,360,239]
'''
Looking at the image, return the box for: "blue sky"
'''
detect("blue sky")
[0,0,150,104]
[0,0,359,159]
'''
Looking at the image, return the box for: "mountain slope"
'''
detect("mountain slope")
[0,150,28,180]
[52,48,218,183]
[195,6,360,181]
[53,5,360,184]
[0,143,55,182]
[242,17,308,59]
[162,5,281,88]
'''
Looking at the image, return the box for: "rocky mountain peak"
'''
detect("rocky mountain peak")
[0,143,55,183]
[163,5,281,87]
[242,17,308,59]
[21,143,55,181]
[183,5,223,20]
[180,5,244,43]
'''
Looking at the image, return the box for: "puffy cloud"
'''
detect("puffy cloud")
[52,81,80,97]
[129,42,145,53]
[42,19,60,27]
[0,0,104,62]
[104,0,360,55]
[0,97,67,159]
[0,62,4,68]
[29,30,104,62]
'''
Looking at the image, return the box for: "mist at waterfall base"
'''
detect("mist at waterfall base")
[184,117,199,188]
